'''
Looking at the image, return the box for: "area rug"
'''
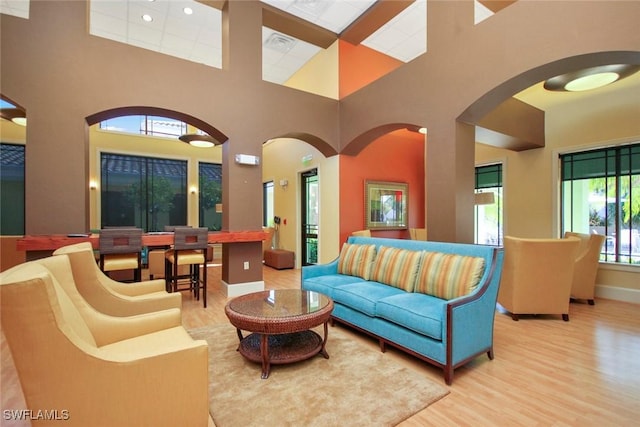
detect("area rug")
[189,324,449,427]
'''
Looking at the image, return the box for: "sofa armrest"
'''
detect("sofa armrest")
[446,248,503,365]
[301,258,339,280]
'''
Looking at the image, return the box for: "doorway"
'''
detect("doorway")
[301,168,318,266]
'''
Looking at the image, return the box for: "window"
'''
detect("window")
[199,162,222,231]
[100,153,187,231]
[99,115,188,139]
[263,181,274,227]
[475,163,503,246]
[561,143,640,264]
[0,143,25,235]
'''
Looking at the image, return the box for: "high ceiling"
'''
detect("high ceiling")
[1,0,637,112]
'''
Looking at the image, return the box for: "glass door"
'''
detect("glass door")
[301,168,318,265]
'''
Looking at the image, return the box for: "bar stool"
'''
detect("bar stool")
[165,227,208,307]
[98,227,143,282]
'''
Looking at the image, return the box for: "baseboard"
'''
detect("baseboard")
[595,285,640,304]
[221,280,265,297]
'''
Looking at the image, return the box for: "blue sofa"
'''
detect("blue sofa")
[302,236,504,385]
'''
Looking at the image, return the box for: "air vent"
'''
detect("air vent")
[264,32,297,54]
[292,0,330,17]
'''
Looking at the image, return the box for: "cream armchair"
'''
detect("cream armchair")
[0,260,210,427]
[409,228,427,240]
[564,231,606,305]
[54,242,181,316]
[498,236,580,321]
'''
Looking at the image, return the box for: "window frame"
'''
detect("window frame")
[560,142,640,265]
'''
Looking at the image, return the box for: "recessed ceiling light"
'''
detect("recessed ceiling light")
[564,72,619,92]
[544,64,640,92]
[142,14,153,22]
[183,7,193,15]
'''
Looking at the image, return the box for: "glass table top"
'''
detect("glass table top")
[227,289,330,319]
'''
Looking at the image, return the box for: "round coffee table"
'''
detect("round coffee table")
[224,289,334,379]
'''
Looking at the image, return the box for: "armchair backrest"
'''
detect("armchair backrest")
[99,228,142,255]
[53,241,94,255]
[1,261,97,348]
[263,227,275,254]
[564,231,606,301]
[409,228,427,240]
[498,236,580,314]
[173,227,209,250]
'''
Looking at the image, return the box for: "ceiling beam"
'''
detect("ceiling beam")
[475,97,545,151]
[262,4,337,49]
[477,1,518,14]
[195,0,227,11]
[341,0,414,45]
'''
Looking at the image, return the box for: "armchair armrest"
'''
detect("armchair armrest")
[60,329,209,427]
[105,277,167,296]
[84,307,184,347]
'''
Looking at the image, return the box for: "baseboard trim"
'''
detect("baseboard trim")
[221,280,265,298]
[595,285,640,304]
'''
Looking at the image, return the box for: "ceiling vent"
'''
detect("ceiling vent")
[292,0,331,17]
[264,32,297,54]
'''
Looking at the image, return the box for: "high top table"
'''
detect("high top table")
[225,289,334,379]
[16,230,268,260]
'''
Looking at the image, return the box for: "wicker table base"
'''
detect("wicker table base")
[225,289,334,379]
[238,329,329,379]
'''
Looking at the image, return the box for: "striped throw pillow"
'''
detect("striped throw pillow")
[414,251,485,300]
[370,246,422,292]
[337,243,377,280]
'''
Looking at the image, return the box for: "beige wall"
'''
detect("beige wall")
[0,120,26,143]
[262,138,340,266]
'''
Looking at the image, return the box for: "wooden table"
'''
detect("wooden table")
[224,289,333,379]
[16,230,268,252]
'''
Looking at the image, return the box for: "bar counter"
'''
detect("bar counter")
[16,230,268,252]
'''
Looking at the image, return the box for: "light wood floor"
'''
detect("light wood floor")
[2,265,640,426]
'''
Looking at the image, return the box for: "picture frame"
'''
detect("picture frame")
[365,180,408,230]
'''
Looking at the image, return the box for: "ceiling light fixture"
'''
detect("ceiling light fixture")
[183,7,193,15]
[0,108,27,126]
[544,64,640,92]
[178,133,220,148]
[142,14,153,22]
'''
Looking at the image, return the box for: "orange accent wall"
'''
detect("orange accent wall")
[339,40,403,99]
[339,129,425,245]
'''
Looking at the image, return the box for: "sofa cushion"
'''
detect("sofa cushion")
[333,282,406,317]
[414,251,485,300]
[303,274,366,298]
[337,243,377,280]
[369,246,422,292]
[375,293,446,341]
